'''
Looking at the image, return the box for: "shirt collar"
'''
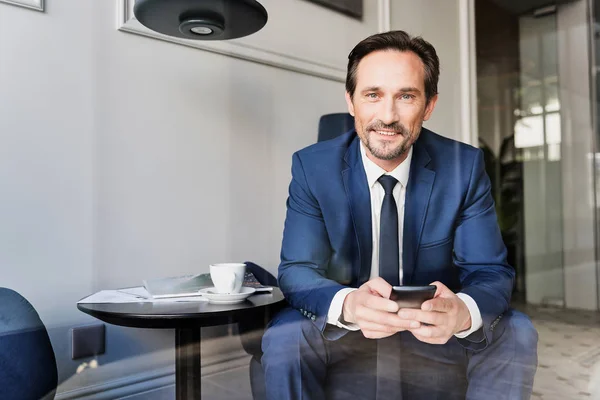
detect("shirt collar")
[359,141,412,189]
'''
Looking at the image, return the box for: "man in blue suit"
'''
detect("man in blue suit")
[262,30,538,399]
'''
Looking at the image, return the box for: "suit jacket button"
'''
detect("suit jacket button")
[311,315,316,321]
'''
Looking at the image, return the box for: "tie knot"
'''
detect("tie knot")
[378,175,398,194]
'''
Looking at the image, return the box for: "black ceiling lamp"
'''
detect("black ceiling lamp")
[133,0,268,41]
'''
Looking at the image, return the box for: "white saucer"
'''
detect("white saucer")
[199,287,256,304]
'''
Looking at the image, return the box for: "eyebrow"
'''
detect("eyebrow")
[361,86,422,94]
[398,86,421,94]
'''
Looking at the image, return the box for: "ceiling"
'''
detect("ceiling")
[488,0,580,15]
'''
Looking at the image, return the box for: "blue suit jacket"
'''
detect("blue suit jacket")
[278,128,514,349]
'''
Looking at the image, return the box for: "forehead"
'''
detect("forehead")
[355,50,426,91]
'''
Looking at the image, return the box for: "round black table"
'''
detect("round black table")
[77,288,285,400]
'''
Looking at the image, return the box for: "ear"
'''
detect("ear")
[345,92,355,117]
[423,94,438,121]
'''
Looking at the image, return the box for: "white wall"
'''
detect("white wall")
[0,0,468,395]
[0,0,94,327]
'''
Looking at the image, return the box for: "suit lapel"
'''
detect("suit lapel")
[342,137,372,286]
[403,139,435,284]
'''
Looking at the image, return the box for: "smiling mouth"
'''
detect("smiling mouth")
[374,130,399,136]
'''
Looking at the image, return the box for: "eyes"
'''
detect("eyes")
[365,93,415,101]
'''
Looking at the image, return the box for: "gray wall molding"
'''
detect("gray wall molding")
[0,0,44,12]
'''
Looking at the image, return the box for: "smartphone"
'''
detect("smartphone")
[389,285,436,309]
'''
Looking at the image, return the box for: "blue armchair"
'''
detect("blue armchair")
[0,288,58,400]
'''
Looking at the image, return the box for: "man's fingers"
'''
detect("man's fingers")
[398,309,447,326]
[357,308,419,329]
[360,321,413,339]
[409,324,446,339]
[365,295,399,313]
[363,277,393,299]
[359,321,400,334]
[429,281,445,295]
[410,331,450,345]
[422,297,453,312]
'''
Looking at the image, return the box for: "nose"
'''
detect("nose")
[380,96,399,126]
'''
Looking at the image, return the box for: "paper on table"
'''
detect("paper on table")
[77,286,209,304]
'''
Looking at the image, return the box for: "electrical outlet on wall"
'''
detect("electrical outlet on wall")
[71,324,106,360]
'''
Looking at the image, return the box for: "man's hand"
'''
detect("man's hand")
[342,277,420,339]
[398,281,472,344]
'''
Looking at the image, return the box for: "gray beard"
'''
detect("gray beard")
[364,133,411,161]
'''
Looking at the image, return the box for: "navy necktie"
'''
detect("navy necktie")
[376,175,403,399]
[378,175,400,286]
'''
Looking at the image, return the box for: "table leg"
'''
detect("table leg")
[175,328,202,400]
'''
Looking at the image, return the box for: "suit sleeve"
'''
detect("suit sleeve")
[278,152,348,338]
[454,149,515,351]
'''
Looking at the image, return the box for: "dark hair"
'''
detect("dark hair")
[346,30,440,102]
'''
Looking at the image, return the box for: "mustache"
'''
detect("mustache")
[366,120,409,134]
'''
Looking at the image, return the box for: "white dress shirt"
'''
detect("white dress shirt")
[326,142,483,338]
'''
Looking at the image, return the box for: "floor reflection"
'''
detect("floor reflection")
[516,303,600,399]
[190,305,600,400]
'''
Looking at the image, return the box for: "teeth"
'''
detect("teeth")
[377,131,396,136]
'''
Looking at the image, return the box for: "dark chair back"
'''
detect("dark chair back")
[0,288,58,400]
[318,113,354,142]
[244,261,278,287]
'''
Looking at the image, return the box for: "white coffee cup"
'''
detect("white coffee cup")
[209,263,246,294]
